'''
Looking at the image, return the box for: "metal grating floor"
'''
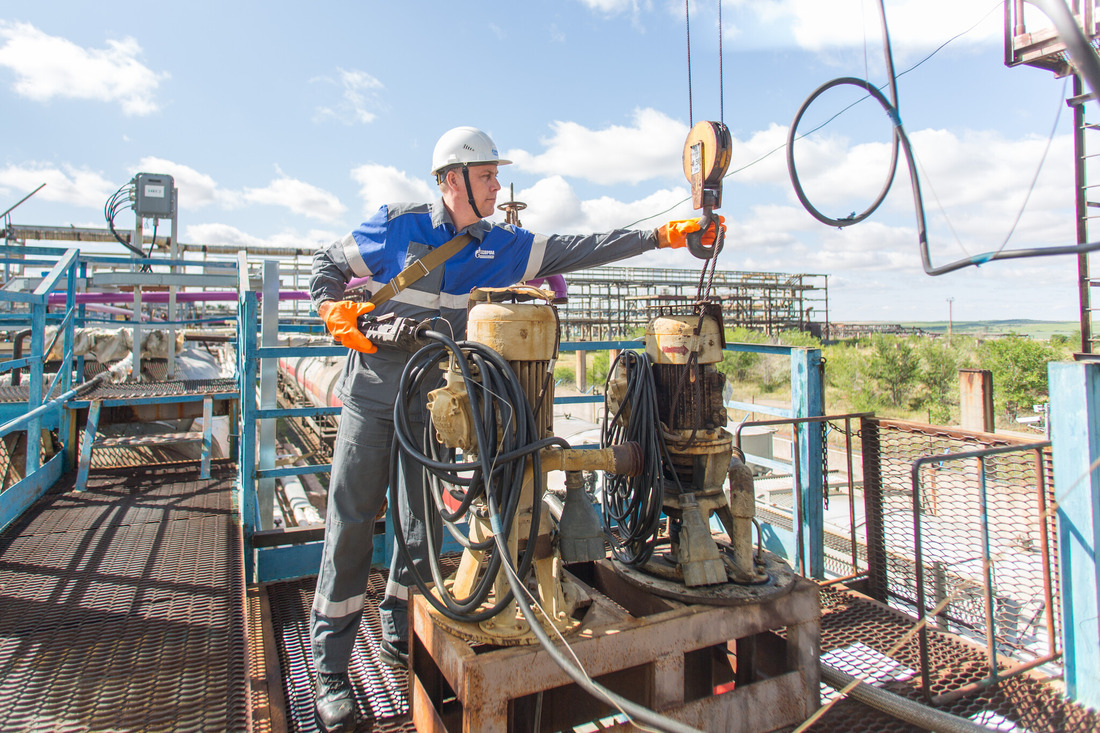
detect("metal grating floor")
[0,460,248,731]
[262,571,1100,732]
[265,574,415,733]
[809,585,1100,732]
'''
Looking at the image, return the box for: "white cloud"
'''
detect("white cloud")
[0,21,166,115]
[507,108,687,185]
[134,157,224,209]
[577,0,640,15]
[512,175,692,234]
[313,68,385,125]
[725,0,1001,54]
[242,172,347,222]
[185,222,341,252]
[350,163,434,216]
[0,162,115,208]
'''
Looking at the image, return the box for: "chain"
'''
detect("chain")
[819,356,829,510]
[822,420,830,511]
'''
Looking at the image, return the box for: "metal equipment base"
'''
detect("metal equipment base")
[410,558,820,733]
[617,548,796,606]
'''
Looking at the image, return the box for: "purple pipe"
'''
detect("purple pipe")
[48,290,311,305]
[524,274,568,302]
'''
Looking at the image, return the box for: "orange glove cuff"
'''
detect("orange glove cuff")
[658,216,726,249]
[320,300,378,354]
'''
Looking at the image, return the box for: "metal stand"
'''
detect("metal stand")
[410,559,820,733]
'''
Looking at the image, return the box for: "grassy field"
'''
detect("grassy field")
[899,320,1078,340]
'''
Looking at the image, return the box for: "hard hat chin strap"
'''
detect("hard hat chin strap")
[461,165,484,219]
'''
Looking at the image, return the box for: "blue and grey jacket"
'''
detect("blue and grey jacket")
[310,199,658,415]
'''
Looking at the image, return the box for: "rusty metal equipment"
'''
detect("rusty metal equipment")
[398,286,641,647]
[605,303,794,606]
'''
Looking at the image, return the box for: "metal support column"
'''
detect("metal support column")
[238,253,259,583]
[1048,360,1100,710]
[258,259,279,530]
[1072,75,1094,354]
[791,346,825,578]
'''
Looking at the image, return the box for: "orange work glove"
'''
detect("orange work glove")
[657,215,726,249]
[319,300,377,353]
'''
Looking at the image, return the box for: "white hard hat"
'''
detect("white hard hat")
[430,126,512,177]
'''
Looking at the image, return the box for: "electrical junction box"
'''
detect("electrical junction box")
[134,173,175,218]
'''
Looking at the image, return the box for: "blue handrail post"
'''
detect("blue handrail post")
[27,299,44,475]
[791,347,825,578]
[238,255,259,584]
[1048,360,1100,710]
[60,258,77,472]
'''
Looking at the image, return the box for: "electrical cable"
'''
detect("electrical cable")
[786,0,1100,277]
[486,454,703,733]
[104,179,145,259]
[390,330,568,622]
[600,350,674,566]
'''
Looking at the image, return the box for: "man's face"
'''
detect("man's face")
[456,163,501,216]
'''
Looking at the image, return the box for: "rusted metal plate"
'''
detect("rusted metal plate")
[411,563,821,732]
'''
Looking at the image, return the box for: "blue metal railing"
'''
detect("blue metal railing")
[0,248,78,532]
[235,273,826,582]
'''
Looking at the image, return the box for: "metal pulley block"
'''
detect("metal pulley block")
[682,120,732,260]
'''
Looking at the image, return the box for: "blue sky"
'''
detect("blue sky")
[0,1,1088,323]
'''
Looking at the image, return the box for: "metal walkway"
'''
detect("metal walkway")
[258,575,414,733]
[0,459,248,731]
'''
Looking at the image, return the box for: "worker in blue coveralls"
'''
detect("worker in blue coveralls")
[308,125,723,732]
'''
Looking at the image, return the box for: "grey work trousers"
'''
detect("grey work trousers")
[309,399,440,674]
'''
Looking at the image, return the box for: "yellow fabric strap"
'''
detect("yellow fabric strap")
[368,234,473,307]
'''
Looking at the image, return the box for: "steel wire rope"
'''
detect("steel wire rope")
[787,0,1100,276]
[600,350,681,566]
[390,330,569,622]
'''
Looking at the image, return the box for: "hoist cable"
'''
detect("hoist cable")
[684,0,693,127]
[718,0,724,124]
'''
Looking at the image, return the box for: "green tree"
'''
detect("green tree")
[868,335,919,408]
[823,341,880,413]
[915,339,959,423]
[977,336,1054,419]
[717,327,767,382]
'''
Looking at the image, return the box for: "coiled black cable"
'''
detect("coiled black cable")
[390,329,569,622]
[600,350,677,566]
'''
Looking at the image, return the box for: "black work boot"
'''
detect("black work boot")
[379,639,408,670]
[314,671,359,732]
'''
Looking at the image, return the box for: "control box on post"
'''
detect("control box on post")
[134,173,175,219]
